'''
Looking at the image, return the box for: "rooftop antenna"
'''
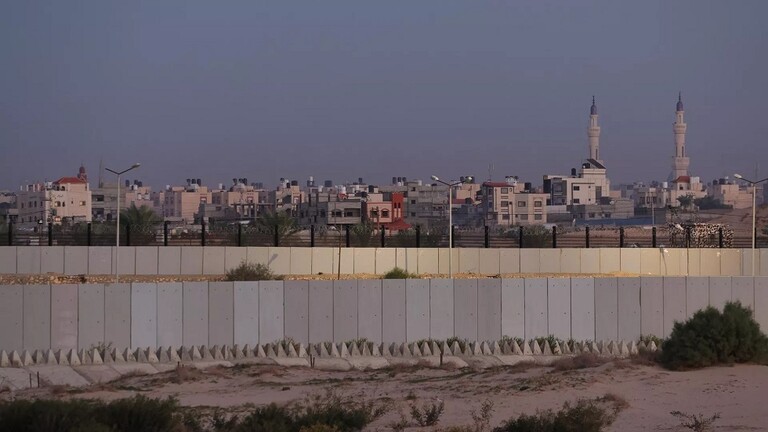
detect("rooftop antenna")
[488,163,494,182]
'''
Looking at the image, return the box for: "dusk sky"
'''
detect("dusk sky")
[1,1,767,190]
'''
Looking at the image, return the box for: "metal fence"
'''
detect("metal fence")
[1,222,765,249]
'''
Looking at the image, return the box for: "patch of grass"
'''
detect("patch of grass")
[492,396,623,432]
[551,353,609,372]
[226,261,283,281]
[382,267,418,279]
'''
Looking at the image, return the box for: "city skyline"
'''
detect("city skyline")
[2,1,767,190]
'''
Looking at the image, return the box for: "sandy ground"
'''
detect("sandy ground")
[5,359,767,431]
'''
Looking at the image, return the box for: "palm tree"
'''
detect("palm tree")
[257,210,300,245]
[120,204,162,245]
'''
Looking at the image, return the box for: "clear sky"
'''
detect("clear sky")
[1,1,767,190]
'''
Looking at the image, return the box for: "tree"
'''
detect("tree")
[693,196,732,210]
[120,204,162,245]
[351,221,376,247]
[677,194,695,211]
[257,210,300,244]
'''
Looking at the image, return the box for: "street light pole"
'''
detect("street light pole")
[431,175,473,278]
[105,163,141,283]
[734,173,768,276]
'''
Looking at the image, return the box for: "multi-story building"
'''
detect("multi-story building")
[0,191,17,224]
[297,191,362,227]
[271,179,305,217]
[162,179,212,223]
[198,179,271,222]
[380,180,450,230]
[708,179,752,209]
[92,180,153,222]
[480,178,548,226]
[16,166,92,226]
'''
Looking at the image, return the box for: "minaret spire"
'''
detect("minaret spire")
[588,96,601,163]
[670,93,689,180]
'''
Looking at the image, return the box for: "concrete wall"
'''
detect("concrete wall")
[3,247,766,277]
[2,277,768,351]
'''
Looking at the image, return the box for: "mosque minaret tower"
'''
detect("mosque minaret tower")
[670,92,690,180]
[588,96,602,164]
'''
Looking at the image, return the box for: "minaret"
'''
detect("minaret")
[588,96,602,164]
[670,92,689,180]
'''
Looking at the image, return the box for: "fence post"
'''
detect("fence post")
[310,225,315,247]
[8,222,13,246]
[619,227,625,248]
[380,225,386,248]
[126,223,131,247]
[718,227,723,248]
[273,224,279,247]
[585,226,590,248]
[47,223,53,246]
[163,221,169,246]
[415,226,421,248]
[451,225,456,248]
[201,221,206,247]
[345,225,350,247]
[519,227,524,249]
[484,225,490,248]
[552,226,557,248]
[685,227,691,248]
[237,223,243,247]
[652,227,657,248]
[86,223,92,246]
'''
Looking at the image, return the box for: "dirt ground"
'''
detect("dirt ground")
[5,359,767,431]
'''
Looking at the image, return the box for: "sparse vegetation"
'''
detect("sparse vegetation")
[492,396,623,432]
[383,267,418,279]
[410,399,445,426]
[226,261,283,281]
[551,353,609,372]
[670,410,721,432]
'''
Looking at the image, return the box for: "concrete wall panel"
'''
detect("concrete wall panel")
[478,249,500,275]
[77,284,104,349]
[687,249,701,276]
[0,247,16,273]
[134,247,158,275]
[310,247,334,275]
[333,281,358,342]
[17,247,41,274]
[208,282,234,346]
[259,281,284,343]
[64,246,88,275]
[639,249,660,275]
[429,279,454,341]
[113,247,135,276]
[131,283,157,349]
[560,249,580,274]
[233,282,259,346]
[686,277,709,318]
[741,249,758,277]
[761,250,768,277]
[709,277,732,311]
[620,249,641,274]
[594,278,618,341]
[720,249,741,276]
[246,247,269,266]
[731,277,754,309]
[87,247,111,275]
[580,249,600,274]
[382,280,406,343]
[661,249,687,276]
[547,278,570,340]
[353,248,375,274]
[437,249,458,276]
[754,278,768,333]
[539,249,560,274]
[501,279,525,338]
[570,278,595,341]
[599,248,620,274]
[0,285,23,351]
[358,280,382,343]
[336,248,354,274]
[454,279,478,341]
[308,281,333,343]
[478,279,502,342]
[406,279,430,341]
[224,247,247,272]
[617,278,641,341]
[519,250,541,273]
[640,277,664,338]
[524,278,548,339]
[203,247,226,275]
[499,249,520,274]
[284,280,309,344]
[375,248,396,275]
[23,284,51,350]
[180,247,203,275]
[40,247,64,274]
[289,247,312,275]
[104,284,131,349]
[663,277,686,337]
[699,250,720,276]
[395,248,418,273]
[156,283,182,347]
[50,284,78,350]
[417,249,439,274]
[158,247,181,275]
[182,282,209,346]
[458,248,480,274]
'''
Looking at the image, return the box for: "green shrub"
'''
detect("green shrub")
[383,267,417,279]
[226,261,282,281]
[659,302,768,370]
[492,398,618,432]
[235,403,295,432]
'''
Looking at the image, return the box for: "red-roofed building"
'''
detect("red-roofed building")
[16,167,92,226]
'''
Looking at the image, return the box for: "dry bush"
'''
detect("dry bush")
[671,410,721,431]
[551,353,609,372]
[172,364,204,384]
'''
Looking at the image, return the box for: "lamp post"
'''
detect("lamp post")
[431,175,473,278]
[734,173,768,276]
[105,163,141,283]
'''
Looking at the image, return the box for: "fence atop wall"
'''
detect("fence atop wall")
[2,222,765,249]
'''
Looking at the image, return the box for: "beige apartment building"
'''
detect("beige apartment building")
[92,181,153,222]
[708,179,752,209]
[17,176,92,226]
[481,179,548,226]
[163,180,212,223]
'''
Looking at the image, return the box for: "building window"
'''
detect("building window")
[534,214,542,220]
[382,210,389,217]
[501,188,508,194]
[517,201,526,207]
[573,199,580,204]
[411,200,416,204]
[502,214,510,220]
[519,214,528,220]
[500,201,509,207]
[534,201,542,207]
[573,185,580,191]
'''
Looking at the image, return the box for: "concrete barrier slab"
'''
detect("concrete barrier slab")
[395,248,418,273]
[617,278,641,342]
[310,247,334,275]
[131,283,157,349]
[73,365,122,384]
[335,248,354,275]
[104,284,131,349]
[406,279,430,341]
[113,247,135,276]
[334,280,358,342]
[50,284,78,351]
[620,249,641,274]
[454,279,478,341]
[661,249,687,276]
[246,247,269,266]
[519,250,541,273]
[699,250,720,276]
[180,247,203,275]
[478,249,500,275]
[78,284,104,350]
[134,247,158,275]
[203,247,226,275]
[417,249,439,274]
[358,280,382,343]
[428,279,454,341]
[308,281,333,343]
[225,247,247,272]
[437,249,459,276]
[762,251,768,277]
[721,249,741,276]
[0,247,16,273]
[183,282,209,346]
[539,249,560,274]
[501,279,525,338]
[478,279,502,342]
[755,278,768,332]
[686,277,709,318]
[594,278,618,341]
[684,249,700,276]
[17,247,41,274]
[36,243,61,274]
[259,281,284,342]
[639,249,660,276]
[27,365,89,387]
[741,249,759,277]
[23,284,51,350]
[0,368,34,390]
[640,277,664,338]
[709,277,732,311]
[524,278,547,339]
[560,249,580,274]
[208,282,234,346]
[570,278,595,341]
[375,248,396,275]
[663,277,687,337]
[579,249,599,274]
[499,249,520,274]
[290,248,312,275]
[731,277,754,309]
[156,283,182,347]
[547,278,570,340]
[599,248,620,274]
[64,246,88,275]
[458,248,480,274]
[158,247,181,275]
[0,285,23,351]
[382,280,406,343]
[353,248,375,274]
[284,280,309,344]
[233,282,259,346]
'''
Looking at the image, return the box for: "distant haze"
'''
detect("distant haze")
[1,1,767,189]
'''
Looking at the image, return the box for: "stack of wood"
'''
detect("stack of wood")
[667,222,733,248]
